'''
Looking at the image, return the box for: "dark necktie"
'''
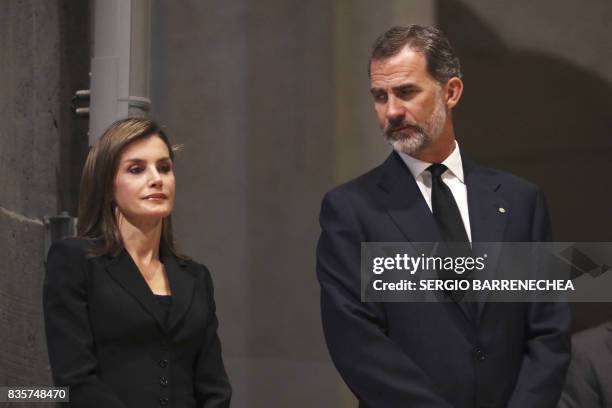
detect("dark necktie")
[426,163,469,243]
[427,164,478,316]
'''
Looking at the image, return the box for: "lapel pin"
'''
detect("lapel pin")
[498,207,506,214]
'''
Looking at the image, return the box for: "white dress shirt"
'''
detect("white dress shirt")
[397,141,472,243]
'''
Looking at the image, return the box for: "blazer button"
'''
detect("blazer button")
[476,349,486,361]
[160,376,169,387]
[159,359,168,368]
[159,397,168,406]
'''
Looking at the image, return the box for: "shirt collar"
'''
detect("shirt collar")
[398,140,465,183]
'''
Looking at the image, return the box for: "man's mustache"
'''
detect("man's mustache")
[384,120,423,137]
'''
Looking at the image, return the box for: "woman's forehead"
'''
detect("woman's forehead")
[119,135,171,162]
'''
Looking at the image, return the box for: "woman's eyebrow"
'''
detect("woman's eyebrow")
[122,156,172,164]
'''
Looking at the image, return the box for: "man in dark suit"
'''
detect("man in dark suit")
[316,25,570,408]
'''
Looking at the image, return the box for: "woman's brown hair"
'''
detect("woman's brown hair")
[77,117,181,257]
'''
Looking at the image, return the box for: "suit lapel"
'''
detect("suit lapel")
[105,249,168,332]
[105,241,196,334]
[377,152,440,243]
[378,153,508,244]
[378,153,512,324]
[377,153,479,325]
[464,158,508,245]
[463,157,509,319]
[160,242,196,333]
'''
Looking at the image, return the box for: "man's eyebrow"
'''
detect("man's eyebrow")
[370,83,420,93]
[393,84,420,92]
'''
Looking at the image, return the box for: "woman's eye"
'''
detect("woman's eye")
[159,163,173,173]
[128,166,143,174]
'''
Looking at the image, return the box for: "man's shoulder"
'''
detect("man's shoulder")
[325,155,544,195]
[322,162,386,203]
[466,159,543,195]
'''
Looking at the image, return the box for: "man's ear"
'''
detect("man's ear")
[444,77,463,109]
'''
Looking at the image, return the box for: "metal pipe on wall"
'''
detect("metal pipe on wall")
[89,0,151,144]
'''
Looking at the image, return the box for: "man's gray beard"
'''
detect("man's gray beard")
[384,94,447,156]
[386,128,431,155]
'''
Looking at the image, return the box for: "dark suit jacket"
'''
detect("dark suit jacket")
[316,152,570,408]
[43,238,231,408]
[559,322,612,408]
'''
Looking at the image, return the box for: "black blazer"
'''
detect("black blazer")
[316,152,570,408]
[43,238,231,408]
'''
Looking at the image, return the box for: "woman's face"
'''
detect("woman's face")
[113,135,175,223]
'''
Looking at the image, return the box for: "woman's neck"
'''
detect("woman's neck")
[117,212,163,265]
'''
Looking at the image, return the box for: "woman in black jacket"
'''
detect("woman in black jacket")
[43,118,231,407]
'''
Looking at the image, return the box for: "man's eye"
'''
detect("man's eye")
[373,93,387,103]
[128,166,143,174]
[397,88,417,99]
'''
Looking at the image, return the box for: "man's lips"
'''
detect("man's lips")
[143,193,168,200]
[386,126,413,138]
[386,123,421,137]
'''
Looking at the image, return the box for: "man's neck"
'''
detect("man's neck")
[410,134,456,163]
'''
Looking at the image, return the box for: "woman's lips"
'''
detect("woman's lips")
[143,193,167,200]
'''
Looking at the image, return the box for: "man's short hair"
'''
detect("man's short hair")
[369,25,462,83]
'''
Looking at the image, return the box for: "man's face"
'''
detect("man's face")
[370,46,448,156]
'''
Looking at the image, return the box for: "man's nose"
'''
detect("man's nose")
[385,95,405,121]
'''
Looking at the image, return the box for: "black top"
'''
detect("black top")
[154,294,172,306]
[43,238,232,408]
[154,294,172,325]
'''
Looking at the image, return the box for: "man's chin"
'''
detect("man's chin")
[387,134,426,156]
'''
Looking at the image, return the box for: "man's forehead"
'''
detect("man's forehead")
[370,47,429,87]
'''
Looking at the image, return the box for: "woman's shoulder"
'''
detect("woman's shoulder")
[172,255,215,286]
[47,237,100,260]
[179,257,210,276]
[45,238,103,284]
[180,258,219,298]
